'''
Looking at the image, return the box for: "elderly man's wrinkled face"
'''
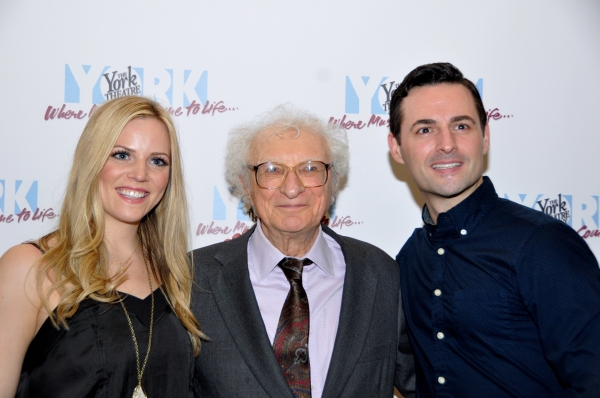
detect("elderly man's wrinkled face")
[246,129,333,239]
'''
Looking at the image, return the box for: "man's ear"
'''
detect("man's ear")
[240,176,252,204]
[388,133,405,164]
[483,123,490,155]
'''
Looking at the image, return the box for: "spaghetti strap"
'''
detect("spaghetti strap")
[23,241,45,254]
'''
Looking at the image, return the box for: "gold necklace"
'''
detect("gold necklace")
[111,244,138,270]
[119,248,154,398]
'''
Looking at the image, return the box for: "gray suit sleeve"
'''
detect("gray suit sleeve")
[395,281,416,397]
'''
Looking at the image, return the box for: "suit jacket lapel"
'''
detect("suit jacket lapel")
[208,227,294,398]
[320,226,380,398]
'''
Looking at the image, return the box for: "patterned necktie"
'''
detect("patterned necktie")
[273,257,313,398]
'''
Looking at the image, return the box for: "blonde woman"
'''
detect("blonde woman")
[0,96,204,398]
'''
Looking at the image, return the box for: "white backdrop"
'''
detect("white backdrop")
[1,0,599,263]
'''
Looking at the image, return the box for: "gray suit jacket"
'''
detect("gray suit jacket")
[191,225,415,397]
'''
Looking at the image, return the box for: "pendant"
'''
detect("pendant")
[132,384,147,398]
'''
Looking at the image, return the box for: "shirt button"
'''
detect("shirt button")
[460,229,467,235]
[437,248,445,255]
[437,332,445,340]
[434,289,442,296]
[438,376,446,384]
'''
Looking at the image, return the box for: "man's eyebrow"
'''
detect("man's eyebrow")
[450,115,477,124]
[409,119,436,131]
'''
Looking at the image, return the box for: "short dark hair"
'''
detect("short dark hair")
[389,62,486,142]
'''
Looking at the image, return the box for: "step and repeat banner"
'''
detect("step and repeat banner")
[1,0,599,262]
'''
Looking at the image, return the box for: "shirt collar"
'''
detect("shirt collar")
[249,220,335,281]
[422,205,436,226]
[422,176,498,239]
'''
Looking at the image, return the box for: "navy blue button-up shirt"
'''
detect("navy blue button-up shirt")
[397,177,600,397]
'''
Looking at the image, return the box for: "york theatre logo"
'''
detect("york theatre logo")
[100,66,141,100]
[0,180,55,224]
[45,64,237,120]
[505,193,600,239]
[537,194,570,223]
[329,75,512,130]
[328,76,394,130]
[64,64,206,106]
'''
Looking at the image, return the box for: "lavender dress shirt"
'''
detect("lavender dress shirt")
[247,222,346,398]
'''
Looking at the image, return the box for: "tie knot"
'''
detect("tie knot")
[278,257,313,282]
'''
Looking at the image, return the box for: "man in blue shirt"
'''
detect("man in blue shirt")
[387,62,600,397]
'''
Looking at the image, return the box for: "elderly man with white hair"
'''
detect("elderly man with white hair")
[190,105,415,398]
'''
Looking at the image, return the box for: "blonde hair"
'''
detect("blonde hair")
[37,96,205,355]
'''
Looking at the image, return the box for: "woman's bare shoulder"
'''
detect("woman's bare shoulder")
[0,242,44,273]
[0,242,47,396]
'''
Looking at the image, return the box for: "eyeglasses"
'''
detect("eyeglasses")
[249,161,332,189]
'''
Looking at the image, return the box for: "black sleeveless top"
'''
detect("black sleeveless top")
[16,243,194,397]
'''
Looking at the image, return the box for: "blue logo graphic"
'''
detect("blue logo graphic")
[0,180,38,214]
[64,64,208,107]
[476,78,483,98]
[504,193,599,230]
[345,75,486,116]
[345,76,388,114]
[213,186,250,221]
[213,187,226,220]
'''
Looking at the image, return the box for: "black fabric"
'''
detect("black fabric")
[398,177,600,397]
[16,288,193,397]
[24,241,45,254]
